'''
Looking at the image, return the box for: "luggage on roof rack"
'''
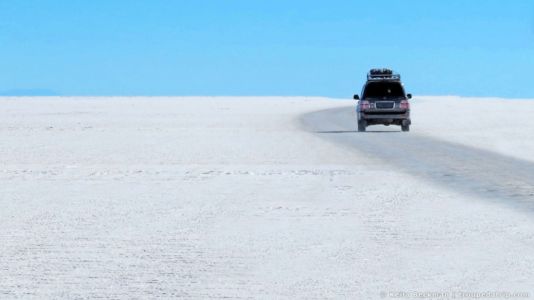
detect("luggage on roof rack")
[367,68,400,80]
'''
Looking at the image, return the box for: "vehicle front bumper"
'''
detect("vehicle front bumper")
[360,110,410,120]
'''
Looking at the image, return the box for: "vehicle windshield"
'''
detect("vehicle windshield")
[363,82,405,99]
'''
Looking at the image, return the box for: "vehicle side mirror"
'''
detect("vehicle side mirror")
[407,93,412,99]
[353,94,359,100]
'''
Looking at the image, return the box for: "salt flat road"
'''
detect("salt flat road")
[1,97,534,299]
[301,106,534,213]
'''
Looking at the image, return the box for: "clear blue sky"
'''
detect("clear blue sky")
[1,0,533,98]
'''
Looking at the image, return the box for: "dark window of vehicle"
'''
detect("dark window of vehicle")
[363,82,405,99]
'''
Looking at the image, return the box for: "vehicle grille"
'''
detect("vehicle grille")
[375,101,395,109]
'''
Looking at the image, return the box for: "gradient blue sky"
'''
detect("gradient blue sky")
[1,0,533,97]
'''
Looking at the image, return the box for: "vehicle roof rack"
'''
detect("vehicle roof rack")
[367,68,401,81]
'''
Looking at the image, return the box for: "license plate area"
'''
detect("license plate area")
[375,101,395,109]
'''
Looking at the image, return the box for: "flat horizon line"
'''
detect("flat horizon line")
[1,95,533,101]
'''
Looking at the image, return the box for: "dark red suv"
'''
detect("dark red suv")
[354,69,412,132]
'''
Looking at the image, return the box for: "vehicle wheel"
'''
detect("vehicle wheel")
[401,124,410,132]
[358,120,367,132]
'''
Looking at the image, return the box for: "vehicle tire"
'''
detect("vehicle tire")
[358,120,367,132]
[401,124,410,132]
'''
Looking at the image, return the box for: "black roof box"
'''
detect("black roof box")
[367,68,400,80]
